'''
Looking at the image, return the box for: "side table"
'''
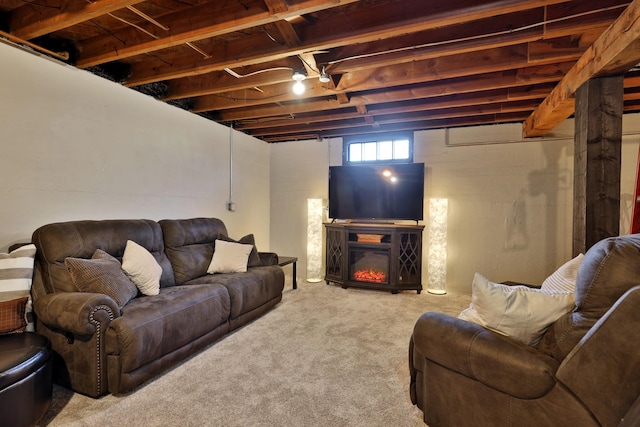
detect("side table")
[278,256,298,290]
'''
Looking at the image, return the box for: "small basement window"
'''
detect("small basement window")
[344,132,413,164]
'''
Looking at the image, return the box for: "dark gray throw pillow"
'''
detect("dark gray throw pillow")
[65,249,139,309]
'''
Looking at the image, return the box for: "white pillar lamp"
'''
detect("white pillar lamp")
[428,198,448,294]
[306,198,324,282]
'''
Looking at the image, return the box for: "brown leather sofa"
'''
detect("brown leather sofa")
[409,234,640,427]
[30,217,284,397]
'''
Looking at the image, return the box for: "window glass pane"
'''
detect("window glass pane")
[349,143,362,162]
[394,139,410,159]
[379,141,393,160]
[363,142,377,161]
[344,133,413,164]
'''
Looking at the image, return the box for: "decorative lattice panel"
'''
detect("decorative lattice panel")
[398,233,420,283]
[326,229,343,277]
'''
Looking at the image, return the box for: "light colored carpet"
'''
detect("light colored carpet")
[38,282,470,427]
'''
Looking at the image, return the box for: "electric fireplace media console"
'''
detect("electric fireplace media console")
[324,223,424,294]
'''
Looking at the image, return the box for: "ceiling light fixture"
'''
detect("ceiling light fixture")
[319,66,330,83]
[292,70,306,95]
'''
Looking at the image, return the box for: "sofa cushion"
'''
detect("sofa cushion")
[186,265,284,320]
[122,240,162,296]
[105,283,231,373]
[207,239,253,274]
[160,218,228,285]
[65,249,138,309]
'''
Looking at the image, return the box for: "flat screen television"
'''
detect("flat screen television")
[328,163,425,221]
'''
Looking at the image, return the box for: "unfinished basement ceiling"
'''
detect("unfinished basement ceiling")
[1,0,638,142]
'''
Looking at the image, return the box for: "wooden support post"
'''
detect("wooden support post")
[573,75,623,256]
[631,147,640,234]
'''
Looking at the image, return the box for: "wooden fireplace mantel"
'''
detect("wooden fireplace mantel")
[324,222,424,294]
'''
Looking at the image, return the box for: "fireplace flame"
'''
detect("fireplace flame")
[353,269,387,283]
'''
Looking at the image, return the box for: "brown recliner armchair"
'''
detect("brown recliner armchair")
[409,234,640,427]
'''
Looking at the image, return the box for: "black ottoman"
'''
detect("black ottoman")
[0,332,53,427]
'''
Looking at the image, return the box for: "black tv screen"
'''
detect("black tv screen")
[328,163,424,221]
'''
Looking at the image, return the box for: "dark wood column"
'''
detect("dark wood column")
[573,75,624,256]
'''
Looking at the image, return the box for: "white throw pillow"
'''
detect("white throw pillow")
[207,239,253,274]
[458,273,574,346]
[122,240,162,296]
[0,244,37,332]
[540,253,583,293]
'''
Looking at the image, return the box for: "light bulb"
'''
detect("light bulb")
[292,80,305,95]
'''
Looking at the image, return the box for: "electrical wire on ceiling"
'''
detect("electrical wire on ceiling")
[82,0,167,41]
[226,29,325,78]
[0,30,69,61]
[222,3,631,83]
[107,13,160,39]
[210,90,292,102]
[12,0,630,90]
[224,66,294,78]
[325,3,630,67]
[223,54,327,81]
[85,0,219,62]
[297,54,321,75]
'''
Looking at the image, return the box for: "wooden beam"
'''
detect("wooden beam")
[76,0,360,68]
[153,20,585,96]
[244,99,539,136]
[263,0,289,15]
[273,20,301,47]
[238,99,543,133]
[122,0,570,85]
[333,44,578,93]
[524,0,640,137]
[217,63,573,121]
[192,45,577,112]
[9,0,146,40]
[573,76,623,253]
[260,112,531,141]
[165,61,299,100]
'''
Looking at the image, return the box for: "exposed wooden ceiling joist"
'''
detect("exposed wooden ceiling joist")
[524,0,640,137]
[75,0,361,68]
[121,0,573,87]
[1,0,636,142]
[9,0,146,40]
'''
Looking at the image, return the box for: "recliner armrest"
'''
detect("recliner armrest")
[34,292,119,336]
[413,311,559,399]
[556,286,640,427]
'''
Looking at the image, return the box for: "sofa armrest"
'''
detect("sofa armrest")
[556,285,640,427]
[412,311,559,399]
[34,292,119,397]
[259,251,278,266]
[34,292,119,336]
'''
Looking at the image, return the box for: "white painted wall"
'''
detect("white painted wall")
[4,40,640,294]
[269,119,640,294]
[0,42,271,252]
